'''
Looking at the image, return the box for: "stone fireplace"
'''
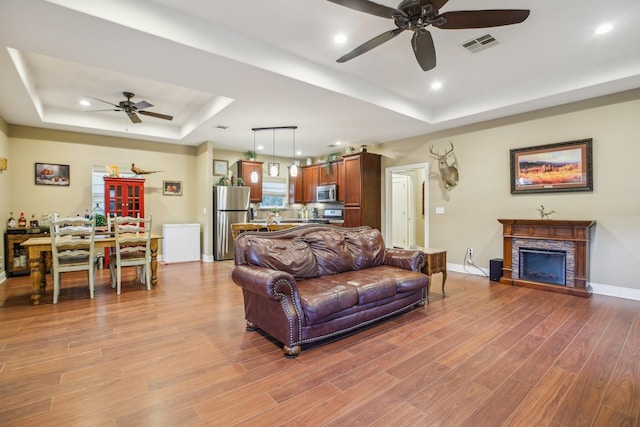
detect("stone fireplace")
[498,219,596,297]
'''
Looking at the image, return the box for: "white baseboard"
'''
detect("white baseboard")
[589,282,640,301]
[447,263,489,277]
[448,263,640,301]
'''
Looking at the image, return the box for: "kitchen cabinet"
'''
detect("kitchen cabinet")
[4,231,50,276]
[319,160,340,185]
[289,166,303,204]
[342,152,381,230]
[302,165,318,203]
[343,208,363,228]
[104,177,145,218]
[337,160,345,202]
[237,160,263,203]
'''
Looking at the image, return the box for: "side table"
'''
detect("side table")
[418,247,447,300]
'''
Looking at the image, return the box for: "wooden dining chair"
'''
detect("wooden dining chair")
[231,223,263,240]
[49,216,97,304]
[109,215,152,295]
[267,223,298,232]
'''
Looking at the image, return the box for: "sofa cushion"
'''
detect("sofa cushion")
[346,228,386,270]
[370,266,429,293]
[304,230,354,275]
[346,275,397,305]
[297,278,359,322]
[245,237,318,280]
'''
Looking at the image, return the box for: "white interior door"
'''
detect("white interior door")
[385,163,429,249]
[392,175,409,248]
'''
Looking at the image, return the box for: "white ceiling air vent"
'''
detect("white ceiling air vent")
[461,34,499,53]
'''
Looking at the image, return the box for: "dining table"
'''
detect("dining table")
[21,232,163,305]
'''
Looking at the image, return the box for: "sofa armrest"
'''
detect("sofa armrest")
[384,249,426,272]
[232,264,302,303]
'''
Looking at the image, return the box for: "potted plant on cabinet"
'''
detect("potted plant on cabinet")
[325,152,340,174]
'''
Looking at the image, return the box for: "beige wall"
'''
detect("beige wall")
[378,89,640,292]
[0,117,9,276]
[6,126,198,258]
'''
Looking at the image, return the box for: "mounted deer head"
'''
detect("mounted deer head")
[429,142,459,189]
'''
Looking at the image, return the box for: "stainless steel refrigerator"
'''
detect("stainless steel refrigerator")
[213,186,251,260]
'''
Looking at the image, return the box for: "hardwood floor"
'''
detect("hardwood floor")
[1,262,639,426]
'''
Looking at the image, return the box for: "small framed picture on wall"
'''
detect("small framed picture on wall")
[213,159,228,176]
[163,181,183,196]
[35,163,70,186]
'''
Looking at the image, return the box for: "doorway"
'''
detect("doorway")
[385,163,429,249]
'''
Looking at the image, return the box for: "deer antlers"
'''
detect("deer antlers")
[429,141,455,159]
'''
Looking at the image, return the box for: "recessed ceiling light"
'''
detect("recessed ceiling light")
[334,33,347,44]
[431,81,443,90]
[335,141,342,145]
[257,145,264,151]
[595,24,612,35]
[79,99,91,107]
[296,150,302,156]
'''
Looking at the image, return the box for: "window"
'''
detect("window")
[260,177,287,208]
[91,165,135,215]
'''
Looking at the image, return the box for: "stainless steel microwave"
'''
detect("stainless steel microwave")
[317,184,337,202]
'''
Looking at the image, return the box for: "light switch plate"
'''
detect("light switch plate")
[435,207,445,215]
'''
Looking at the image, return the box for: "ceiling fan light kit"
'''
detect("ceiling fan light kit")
[86,91,174,123]
[329,0,529,71]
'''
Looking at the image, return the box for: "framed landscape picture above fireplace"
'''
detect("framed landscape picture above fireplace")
[510,138,593,194]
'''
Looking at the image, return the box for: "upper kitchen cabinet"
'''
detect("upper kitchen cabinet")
[289,166,303,204]
[342,152,381,229]
[237,160,263,203]
[337,160,345,202]
[302,165,319,203]
[319,160,340,185]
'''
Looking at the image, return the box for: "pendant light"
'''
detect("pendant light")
[269,128,279,177]
[290,127,298,177]
[250,130,259,183]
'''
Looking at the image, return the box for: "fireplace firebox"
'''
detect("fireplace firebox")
[498,219,596,297]
[519,248,566,286]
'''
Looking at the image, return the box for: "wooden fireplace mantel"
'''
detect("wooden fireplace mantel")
[498,219,596,297]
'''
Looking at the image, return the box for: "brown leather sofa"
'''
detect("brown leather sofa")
[232,224,429,357]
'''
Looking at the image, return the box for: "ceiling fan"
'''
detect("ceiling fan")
[328,0,530,71]
[86,91,174,123]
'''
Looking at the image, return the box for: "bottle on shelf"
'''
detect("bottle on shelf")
[41,212,50,228]
[29,213,38,228]
[84,209,90,219]
[18,212,27,227]
[8,211,16,228]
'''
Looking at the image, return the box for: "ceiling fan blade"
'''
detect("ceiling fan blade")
[139,110,174,121]
[85,109,122,112]
[127,111,142,123]
[337,28,404,63]
[430,0,450,11]
[326,0,400,19]
[434,10,530,29]
[412,30,436,71]
[86,96,119,108]
[134,100,153,110]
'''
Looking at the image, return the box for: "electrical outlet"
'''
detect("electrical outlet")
[467,247,473,258]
